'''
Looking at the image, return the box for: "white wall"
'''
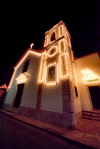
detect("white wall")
[5,52,41,108]
[21,53,41,108]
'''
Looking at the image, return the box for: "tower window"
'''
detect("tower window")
[51,32,56,41]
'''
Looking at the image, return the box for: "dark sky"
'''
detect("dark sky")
[0,1,100,85]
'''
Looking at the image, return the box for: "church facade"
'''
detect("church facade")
[3,20,100,129]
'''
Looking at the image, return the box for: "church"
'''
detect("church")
[3,20,100,129]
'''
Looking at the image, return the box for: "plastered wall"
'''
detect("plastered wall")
[75,53,100,111]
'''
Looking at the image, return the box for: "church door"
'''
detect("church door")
[13,84,24,108]
[89,86,100,110]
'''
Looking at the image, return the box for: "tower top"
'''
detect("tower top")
[44,20,71,48]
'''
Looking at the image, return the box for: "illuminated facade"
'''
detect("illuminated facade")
[3,20,100,129]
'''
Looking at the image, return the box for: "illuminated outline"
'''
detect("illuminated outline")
[81,69,100,83]
[47,46,58,58]
[45,62,58,86]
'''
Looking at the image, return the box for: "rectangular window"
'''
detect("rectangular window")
[75,86,78,97]
[46,63,57,85]
[47,66,55,82]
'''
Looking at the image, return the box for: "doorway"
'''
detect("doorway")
[89,86,100,110]
[13,84,24,108]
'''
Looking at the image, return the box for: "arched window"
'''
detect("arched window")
[22,59,30,73]
[51,32,55,41]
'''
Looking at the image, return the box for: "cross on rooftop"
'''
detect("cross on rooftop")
[30,43,34,49]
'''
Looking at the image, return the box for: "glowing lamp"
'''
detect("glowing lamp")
[81,69,100,83]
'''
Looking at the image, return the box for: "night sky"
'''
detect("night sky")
[0,1,100,85]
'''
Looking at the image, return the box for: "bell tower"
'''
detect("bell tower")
[38,20,82,129]
[39,20,73,84]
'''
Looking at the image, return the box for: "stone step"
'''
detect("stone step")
[82,110,100,121]
[82,115,100,121]
[83,110,100,114]
[5,108,20,114]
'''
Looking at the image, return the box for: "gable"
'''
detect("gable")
[14,49,41,70]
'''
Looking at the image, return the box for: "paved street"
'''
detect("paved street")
[0,112,93,149]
